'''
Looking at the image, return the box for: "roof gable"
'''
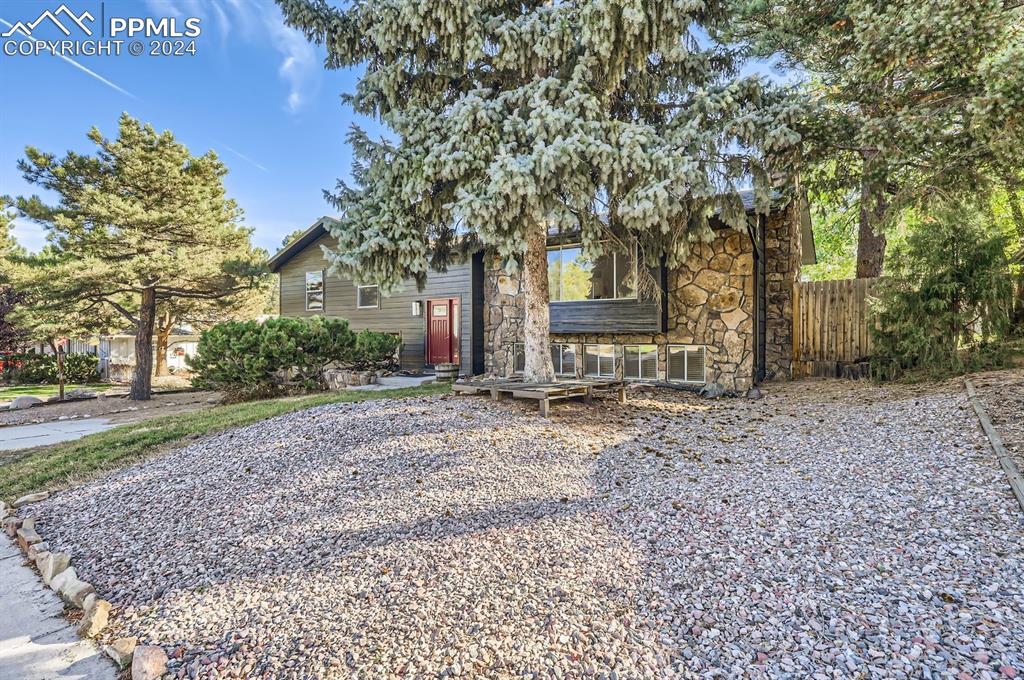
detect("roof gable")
[267,216,338,273]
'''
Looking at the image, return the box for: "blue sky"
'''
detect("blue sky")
[0,0,377,255]
[0,1,791,256]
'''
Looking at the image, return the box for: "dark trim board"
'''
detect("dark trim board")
[550,298,662,334]
[471,252,486,375]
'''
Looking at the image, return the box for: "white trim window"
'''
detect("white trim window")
[667,345,706,384]
[550,343,577,376]
[583,344,617,378]
[356,285,380,309]
[547,243,636,302]
[512,343,525,374]
[305,270,324,311]
[624,344,658,381]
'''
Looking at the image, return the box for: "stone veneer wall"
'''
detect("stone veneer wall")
[763,200,802,379]
[483,204,801,391]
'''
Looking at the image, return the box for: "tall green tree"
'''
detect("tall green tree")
[0,211,26,285]
[726,0,1024,277]
[0,213,28,355]
[10,114,267,399]
[871,199,1014,375]
[276,0,801,381]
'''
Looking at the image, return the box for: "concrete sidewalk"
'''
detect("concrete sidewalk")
[347,375,437,392]
[0,419,116,453]
[0,540,114,680]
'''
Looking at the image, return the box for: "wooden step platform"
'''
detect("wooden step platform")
[453,378,626,416]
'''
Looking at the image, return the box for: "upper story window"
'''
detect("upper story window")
[305,270,324,311]
[357,285,380,309]
[547,244,635,302]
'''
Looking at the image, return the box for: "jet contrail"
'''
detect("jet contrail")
[218,143,270,172]
[0,17,137,99]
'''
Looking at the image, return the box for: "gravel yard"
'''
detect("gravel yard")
[971,369,1024,480]
[20,378,1024,678]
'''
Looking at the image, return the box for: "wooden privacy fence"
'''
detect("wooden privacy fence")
[792,278,880,378]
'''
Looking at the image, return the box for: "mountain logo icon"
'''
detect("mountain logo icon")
[2,4,95,38]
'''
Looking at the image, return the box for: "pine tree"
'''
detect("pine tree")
[276,0,802,381]
[10,114,267,399]
[725,0,1024,277]
[870,200,1014,375]
[152,277,271,377]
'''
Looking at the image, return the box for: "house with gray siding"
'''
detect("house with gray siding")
[269,217,486,376]
[269,193,815,391]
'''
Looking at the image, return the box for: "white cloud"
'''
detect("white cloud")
[145,0,319,112]
[262,5,318,113]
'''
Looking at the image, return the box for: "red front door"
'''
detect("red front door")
[426,298,459,366]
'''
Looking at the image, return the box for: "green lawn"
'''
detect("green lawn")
[0,383,117,401]
[0,383,450,502]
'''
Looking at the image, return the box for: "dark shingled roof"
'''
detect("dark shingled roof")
[267,216,338,273]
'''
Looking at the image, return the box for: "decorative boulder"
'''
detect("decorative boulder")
[131,645,168,680]
[51,567,94,607]
[3,516,22,537]
[322,369,347,391]
[65,388,97,399]
[105,637,138,670]
[78,597,112,637]
[27,541,49,560]
[8,395,44,410]
[16,526,42,552]
[38,551,70,585]
[700,382,726,399]
[12,491,50,508]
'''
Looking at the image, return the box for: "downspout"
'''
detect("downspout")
[747,214,768,385]
[659,253,669,333]
[757,213,767,383]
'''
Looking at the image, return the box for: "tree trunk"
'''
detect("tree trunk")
[521,220,555,382]
[129,286,156,400]
[856,151,888,279]
[154,312,173,377]
[1004,182,1024,323]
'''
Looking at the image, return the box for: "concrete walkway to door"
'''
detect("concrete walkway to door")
[346,375,437,392]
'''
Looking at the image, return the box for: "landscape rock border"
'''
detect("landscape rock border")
[965,377,1024,512]
[2,493,165,679]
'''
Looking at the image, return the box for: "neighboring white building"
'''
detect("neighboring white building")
[27,331,199,382]
[104,332,199,382]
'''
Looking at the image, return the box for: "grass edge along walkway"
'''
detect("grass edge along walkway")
[0,383,116,401]
[0,383,450,502]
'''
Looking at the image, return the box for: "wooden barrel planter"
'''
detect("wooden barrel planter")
[435,363,459,382]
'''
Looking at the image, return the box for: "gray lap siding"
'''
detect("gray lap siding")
[277,234,475,373]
